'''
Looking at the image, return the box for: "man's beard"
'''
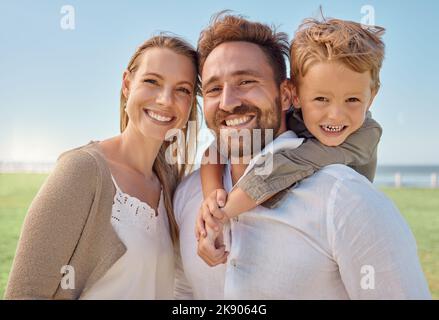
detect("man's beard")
[207,97,282,161]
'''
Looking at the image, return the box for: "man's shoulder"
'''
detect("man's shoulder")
[176,169,202,195]
[290,164,392,213]
[308,164,401,223]
[315,164,368,183]
[174,169,203,222]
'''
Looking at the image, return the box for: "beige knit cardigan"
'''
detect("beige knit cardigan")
[4,142,128,299]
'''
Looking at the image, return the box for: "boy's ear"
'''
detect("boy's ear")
[122,70,132,99]
[366,90,378,110]
[290,84,301,109]
[280,80,293,112]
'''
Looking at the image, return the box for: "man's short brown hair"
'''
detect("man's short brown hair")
[291,18,385,93]
[197,11,290,86]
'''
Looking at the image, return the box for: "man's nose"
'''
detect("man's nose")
[156,87,173,107]
[219,84,241,112]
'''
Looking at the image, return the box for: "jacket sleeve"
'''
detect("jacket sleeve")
[4,150,98,299]
[237,112,382,206]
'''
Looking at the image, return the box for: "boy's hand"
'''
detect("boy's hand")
[195,189,228,240]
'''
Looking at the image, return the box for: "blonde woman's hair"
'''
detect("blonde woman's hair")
[291,18,385,93]
[120,34,200,246]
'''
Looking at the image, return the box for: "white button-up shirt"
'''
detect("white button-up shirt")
[174,131,431,299]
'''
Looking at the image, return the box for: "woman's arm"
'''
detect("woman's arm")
[4,150,98,299]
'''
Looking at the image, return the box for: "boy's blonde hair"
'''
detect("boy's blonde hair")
[291,18,385,93]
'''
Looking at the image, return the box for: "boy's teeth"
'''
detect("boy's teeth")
[225,116,252,127]
[147,110,172,122]
[322,125,344,132]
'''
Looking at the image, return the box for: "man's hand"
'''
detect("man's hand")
[197,224,229,266]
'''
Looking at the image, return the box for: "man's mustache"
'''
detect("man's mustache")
[214,104,261,126]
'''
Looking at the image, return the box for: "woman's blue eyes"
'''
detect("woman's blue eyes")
[144,79,158,84]
[177,87,191,95]
[315,97,329,102]
[144,79,191,95]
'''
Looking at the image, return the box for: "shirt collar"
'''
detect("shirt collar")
[224,130,304,190]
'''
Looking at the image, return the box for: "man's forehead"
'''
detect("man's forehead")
[202,41,272,81]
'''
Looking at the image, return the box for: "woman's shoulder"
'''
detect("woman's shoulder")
[57,141,108,174]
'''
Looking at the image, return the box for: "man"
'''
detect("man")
[173,13,431,299]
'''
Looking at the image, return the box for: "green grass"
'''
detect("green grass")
[381,188,439,299]
[0,173,48,299]
[0,174,438,299]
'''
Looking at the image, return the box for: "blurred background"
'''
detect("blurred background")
[0,0,437,298]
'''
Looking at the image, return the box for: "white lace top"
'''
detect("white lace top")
[80,176,175,300]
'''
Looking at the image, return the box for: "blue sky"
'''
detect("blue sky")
[1,0,438,165]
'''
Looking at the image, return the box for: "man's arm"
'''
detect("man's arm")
[329,178,431,299]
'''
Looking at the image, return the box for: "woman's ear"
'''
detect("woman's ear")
[122,70,131,99]
[280,80,293,112]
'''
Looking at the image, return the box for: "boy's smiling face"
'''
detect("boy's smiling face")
[294,61,376,146]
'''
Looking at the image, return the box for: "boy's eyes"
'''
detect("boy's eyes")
[313,97,361,103]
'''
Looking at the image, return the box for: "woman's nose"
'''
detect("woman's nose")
[156,87,173,107]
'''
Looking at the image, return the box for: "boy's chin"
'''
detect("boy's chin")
[318,135,348,147]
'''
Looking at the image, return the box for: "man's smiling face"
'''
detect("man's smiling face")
[201,41,290,158]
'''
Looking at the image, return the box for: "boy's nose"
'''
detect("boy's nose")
[219,84,241,113]
[327,104,345,121]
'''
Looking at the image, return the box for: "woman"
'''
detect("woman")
[4,35,199,299]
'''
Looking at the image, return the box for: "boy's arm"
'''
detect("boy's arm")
[235,112,382,208]
[200,148,225,199]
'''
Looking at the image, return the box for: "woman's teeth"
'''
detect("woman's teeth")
[321,125,345,132]
[146,110,173,122]
[225,116,252,127]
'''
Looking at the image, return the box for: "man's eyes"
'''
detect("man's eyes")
[240,80,256,85]
[204,86,221,94]
[204,80,256,94]
[346,97,361,103]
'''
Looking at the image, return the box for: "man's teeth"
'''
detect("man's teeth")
[322,125,345,132]
[146,110,172,122]
[225,116,252,127]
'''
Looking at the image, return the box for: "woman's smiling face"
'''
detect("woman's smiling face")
[123,47,197,141]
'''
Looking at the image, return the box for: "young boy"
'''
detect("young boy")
[196,18,385,247]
